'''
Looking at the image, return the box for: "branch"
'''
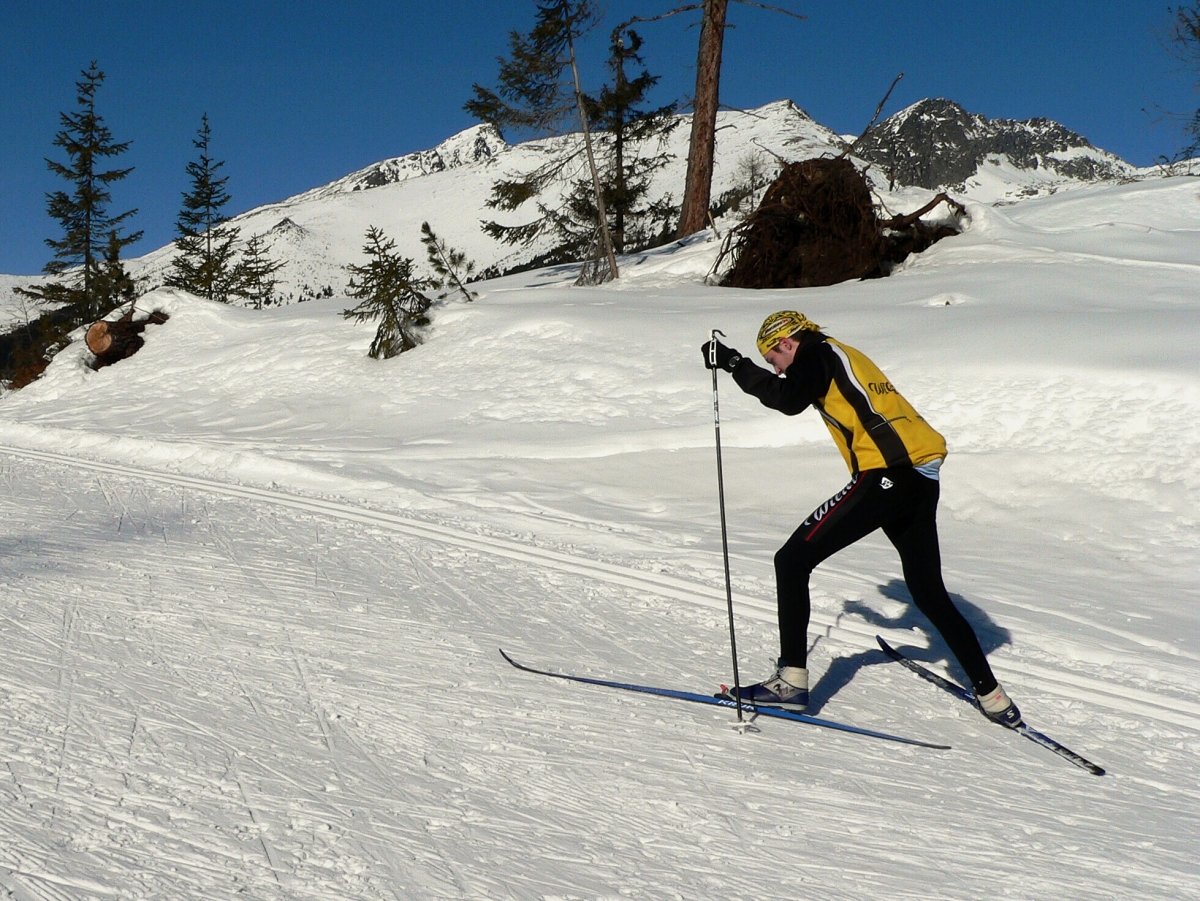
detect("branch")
[751,138,787,164]
[878,192,965,229]
[718,102,769,119]
[731,1,806,21]
[840,72,904,159]
[618,1,805,32]
[615,6,703,38]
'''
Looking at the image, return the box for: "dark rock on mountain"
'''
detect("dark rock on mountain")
[855,99,1133,190]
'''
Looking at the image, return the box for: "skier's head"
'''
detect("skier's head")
[757,311,820,373]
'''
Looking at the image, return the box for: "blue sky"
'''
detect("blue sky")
[1,1,1195,275]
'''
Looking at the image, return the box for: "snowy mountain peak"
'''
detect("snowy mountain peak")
[286,123,508,203]
[754,98,818,123]
[855,98,1135,190]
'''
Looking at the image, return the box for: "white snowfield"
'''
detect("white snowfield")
[2,174,1200,900]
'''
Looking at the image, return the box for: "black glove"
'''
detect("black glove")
[701,339,743,372]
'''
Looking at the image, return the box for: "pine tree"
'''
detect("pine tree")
[166,114,242,302]
[476,24,675,273]
[465,0,618,279]
[465,0,602,135]
[1168,3,1200,159]
[342,227,435,359]
[566,27,678,255]
[420,222,477,303]
[237,233,286,310]
[16,62,141,324]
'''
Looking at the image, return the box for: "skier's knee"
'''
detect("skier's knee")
[775,542,815,578]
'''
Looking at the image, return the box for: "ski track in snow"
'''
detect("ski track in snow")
[2,447,1199,901]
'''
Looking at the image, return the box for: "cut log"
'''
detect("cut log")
[85,321,113,354]
[86,310,170,371]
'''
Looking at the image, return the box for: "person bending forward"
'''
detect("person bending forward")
[702,311,1022,728]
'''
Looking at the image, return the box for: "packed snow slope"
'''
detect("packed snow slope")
[2,174,1200,900]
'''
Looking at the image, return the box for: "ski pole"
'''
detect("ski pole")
[709,329,745,724]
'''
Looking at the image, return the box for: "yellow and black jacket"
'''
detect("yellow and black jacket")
[732,334,946,474]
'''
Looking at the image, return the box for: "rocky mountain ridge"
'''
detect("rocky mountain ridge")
[284,124,509,204]
[855,98,1136,191]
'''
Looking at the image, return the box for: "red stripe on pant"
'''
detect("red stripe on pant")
[803,474,865,541]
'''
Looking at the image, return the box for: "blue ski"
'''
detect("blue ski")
[875,636,1105,776]
[500,649,951,750]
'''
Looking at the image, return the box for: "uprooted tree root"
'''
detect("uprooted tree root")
[715,157,964,290]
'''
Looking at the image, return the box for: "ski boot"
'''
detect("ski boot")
[976,684,1023,729]
[720,661,808,711]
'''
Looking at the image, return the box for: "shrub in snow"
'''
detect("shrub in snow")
[342,227,434,359]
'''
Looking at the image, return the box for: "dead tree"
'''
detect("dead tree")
[629,1,804,239]
[677,0,730,238]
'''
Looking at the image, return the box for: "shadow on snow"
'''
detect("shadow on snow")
[804,578,1012,715]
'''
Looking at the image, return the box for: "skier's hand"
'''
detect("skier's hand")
[701,339,742,372]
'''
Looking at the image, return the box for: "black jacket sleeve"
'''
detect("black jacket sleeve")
[730,341,830,416]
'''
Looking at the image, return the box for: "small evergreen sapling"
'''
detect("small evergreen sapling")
[166,114,241,303]
[92,230,138,310]
[420,222,477,303]
[342,227,435,359]
[238,233,286,309]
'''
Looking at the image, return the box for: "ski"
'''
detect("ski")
[875,636,1105,776]
[500,649,951,750]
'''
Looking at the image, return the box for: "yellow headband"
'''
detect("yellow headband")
[756,311,821,355]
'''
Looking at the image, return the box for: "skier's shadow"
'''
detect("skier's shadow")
[805,579,1012,715]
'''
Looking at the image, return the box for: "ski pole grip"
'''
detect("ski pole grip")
[709,328,724,370]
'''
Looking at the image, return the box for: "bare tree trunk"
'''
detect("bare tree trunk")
[677,0,728,239]
[612,35,629,254]
[567,29,619,280]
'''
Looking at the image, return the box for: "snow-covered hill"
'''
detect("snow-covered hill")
[127,100,850,299]
[1,169,1199,898]
[2,98,1148,321]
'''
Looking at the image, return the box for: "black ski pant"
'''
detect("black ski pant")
[774,467,999,695]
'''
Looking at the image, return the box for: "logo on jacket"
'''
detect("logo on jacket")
[880,477,894,490]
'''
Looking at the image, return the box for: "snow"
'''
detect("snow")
[0,275,40,331]
[284,125,510,205]
[3,157,1200,896]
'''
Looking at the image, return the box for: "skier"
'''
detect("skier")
[701,311,1022,728]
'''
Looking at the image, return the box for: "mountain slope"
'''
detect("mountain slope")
[111,100,846,301]
[2,98,1143,322]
